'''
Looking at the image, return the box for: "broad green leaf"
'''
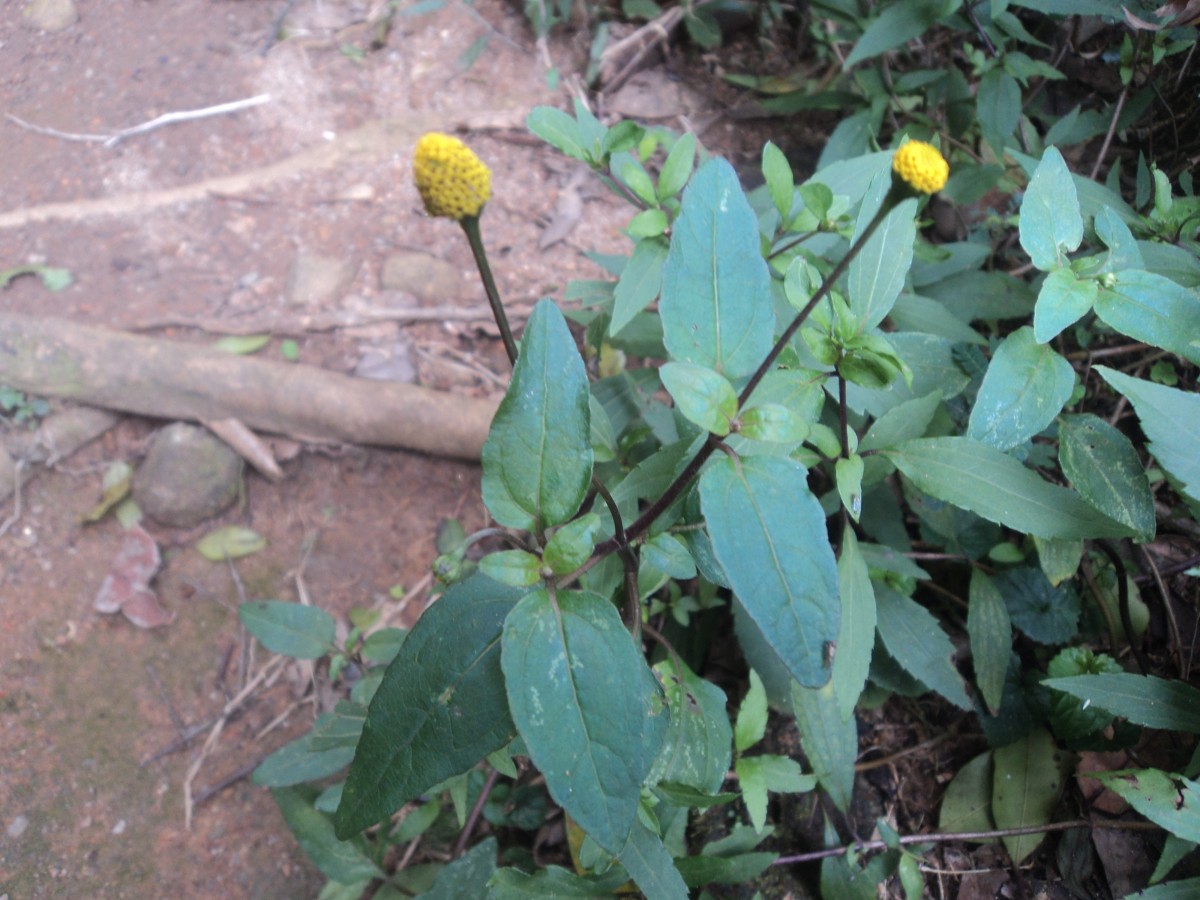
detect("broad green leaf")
[968,327,1074,451]
[659,362,738,436]
[653,783,737,808]
[611,237,668,336]
[1094,206,1143,272]
[1097,368,1200,515]
[489,865,629,897]
[660,158,775,379]
[613,152,658,208]
[657,131,696,202]
[762,141,794,219]
[308,701,367,752]
[1033,266,1098,343]
[736,754,817,832]
[239,600,335,660]
[859,391,941,452]
[502,589,647,854]
[479,549,544,587]
[527,106,587,161]
[875,585,971,710]
[675,851,776,888]
[543,513,601,576]
[1034,536,1083,586]
[977,68,1021,152]
[1045,648,1122,742]
[832,529,876,719]
[937,751,997,838]
[848,193,918,330]
[1041,674,1200,733]
[648,657,732,793]
[214,334,271,355]
[1094,770,1200,844]
[992,728,1072,864]
[737,403,809,444]
[360,627,407,664]
[627,208,668,239]
[701,455,840,687]
[617,818,689,900]
[995,567,1079,645]
[1096,270,1200,366]
[335,574,527,838]
[734,669,769,753]
[1019,146,1083,271]
[196,525,266,561]
[253,722,356,787]
[792,680,856,812]
[968,571,1011,714]
[1059,413,1155,543]
[481,299,592,531]
[890,436,1136,539]
[422,837,497,899]
[843,0,949,68]
[273,786,382,885]
[1122,877,1200,899]
[835,454,865,521]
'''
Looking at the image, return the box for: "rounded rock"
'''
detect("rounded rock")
[132,424,243,528]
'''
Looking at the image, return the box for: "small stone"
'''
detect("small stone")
[22,0,78,31]
[379,250,462,302]
[286,251,357,307]
[132,424,243,528]
[7,815,28,838]
[0,447,15,503]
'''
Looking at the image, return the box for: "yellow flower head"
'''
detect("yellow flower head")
[892,140,949,194]
[413,132,492,220]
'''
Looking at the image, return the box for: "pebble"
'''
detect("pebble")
[21,0,78,32]
[7,814,28,838]
[132,423,243,528]
[379,250,462,302]
[286,251,357,307]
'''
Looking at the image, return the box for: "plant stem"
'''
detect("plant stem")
[460,215,519,365]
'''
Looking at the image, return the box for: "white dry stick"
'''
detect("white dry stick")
[6,94,271,148]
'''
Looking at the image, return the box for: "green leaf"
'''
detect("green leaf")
[280,338,299,361]
[627,208,668,239]
[239,600,335,660]
[831,530,875,720]
[674,851,776,888]
[38,266,74,291]
[617,818,690,900]
[968,571,1011,714]
[360,627,407,665]
[848,192,918,330]
[875,585,971,710]
[253,723,356,787]
[479,550,544,587]
[611,237,668,336]
[843,0,948,68]
[1123,877,1200,899]
[1034,536,1083,586]
[762,141,794,219]
[422,837,497,899]
[859,392,941,452]
[992,728,1072,864]
[527,106,587,161]
[1041,674,1200,733]
[660,158,775,379]
[1059,413,1155,543]
[1097,368,1200,515]
[977,68,1022,152]
[736,754,817,832]
[1033,266,1098,343]
[543,513,601,576]
[1096,270,1200,366]
[792,680,857,812]
[889,436,1136,539]
[1045,648,1122,741]
[967,327,1074,451]
[657,131,696,202]
[737,403,809,443]
[835,454,865,521]
[196,526,266,561]
[612,152,658,206]
[1094,770,1200,844]
[273,786,382,885]
[1019,146,1083,271]
[701,455,840,688]
[214,334,271,355]
[937,751,997,838]
[734,669,769,753]
[481,299,593,531]
[335,574,527,838]
[489,865,629,897]
[648,657,732,793]
[502,589,647,854]
[659,361,738,436]
[995,566,1079,645]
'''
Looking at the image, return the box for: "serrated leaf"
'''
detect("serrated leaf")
[657,132,696,202]
[968,570,1011,713]
[617,818,689,900]
[648,657,732,793]
[734,669,769,753]
[481,299,592,531]
[1123,876,1200,899]
[422,837,497,899]
[1041,673,1200,733]
[792,680,856,812]
[832,529,875,719]
[273,786,381,885]
[992,728,1072,864]
[527,106,587,161]
[968,327,1074,451]
[1094,770,1200,844]
[502,589,646,854]
[239,600,336,659]
[196,525,266,561]
[675,851,776,888]
[335,574,528,838]
[479,550,544,587]
[611,237,668,336]
[254,723,356,787]
[875,584,971,709]
[489,865,629,897]
[890,436,1136,539]
[1020,146,1083,271]
[1033,266,1098,343]
[994,566,1079,645]
[660,158,775,379]
[660,361,737,436]
[1096,270,1200,366]
[848,188,918,330]
[937,751,997,838]
[1059,413,1155,543]
[843,0,948,68]
[859,392,941,452]
[701,455,840,688]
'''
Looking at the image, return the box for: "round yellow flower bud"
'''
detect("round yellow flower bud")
[892,140,949,194]
[413,132,492,220]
